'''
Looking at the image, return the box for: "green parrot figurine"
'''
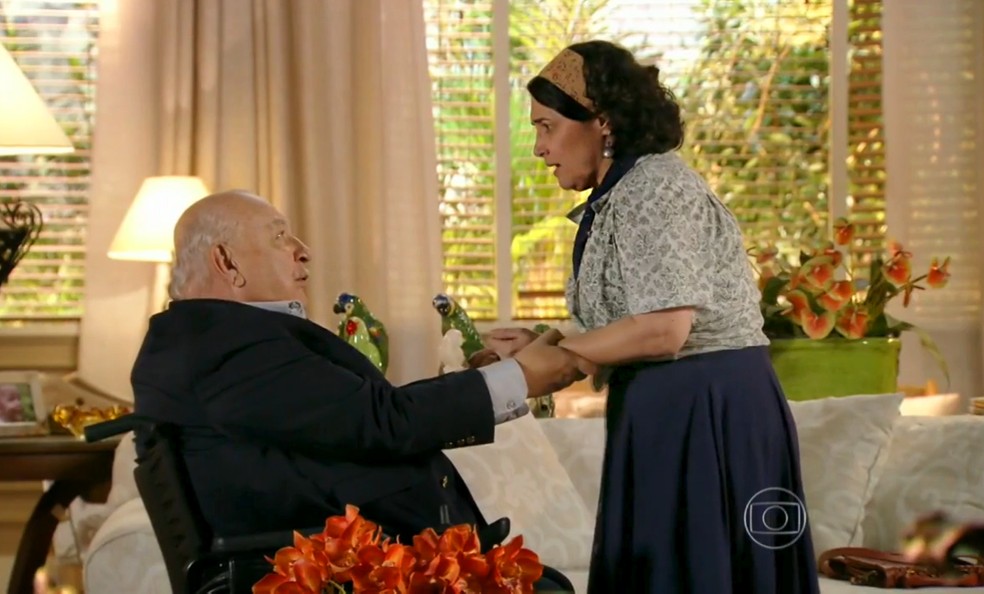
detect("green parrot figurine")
[337,316,384,373]
[432,293,485,360]
[333,292,389,374]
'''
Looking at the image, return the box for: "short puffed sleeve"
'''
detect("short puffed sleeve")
[611,174,715,314]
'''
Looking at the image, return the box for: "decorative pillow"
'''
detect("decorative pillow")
[106,431,140,509]
[51,433,140,561]
[537,418,605,516]
[861,415,984,551]
[898,393,962,417]
[443,414,595,570]
[787,392,904,556]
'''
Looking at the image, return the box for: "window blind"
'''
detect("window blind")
[0,0,97,322]
[425,0,498,320]
[427,0,885,322]
[847,0,886,268]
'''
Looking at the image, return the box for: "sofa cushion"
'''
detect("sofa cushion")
[788,392,904,556]
[899,393,963,417]
[444,413,596,570]
[106,431,139,509]
[537,418,605,515]
[861,415,984,551]
[83,497,170,593]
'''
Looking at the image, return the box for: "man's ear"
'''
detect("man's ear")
[210,244,238,284]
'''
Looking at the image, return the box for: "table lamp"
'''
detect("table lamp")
[107,176,210,316]
[0,44,75,291]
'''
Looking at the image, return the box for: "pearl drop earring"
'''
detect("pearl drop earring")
[602,136,614,159]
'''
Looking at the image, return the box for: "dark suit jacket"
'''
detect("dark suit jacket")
[131,298,494,540]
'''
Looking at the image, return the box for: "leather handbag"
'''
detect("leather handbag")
[819,547,984,588]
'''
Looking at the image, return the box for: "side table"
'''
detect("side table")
[0,435,119,594]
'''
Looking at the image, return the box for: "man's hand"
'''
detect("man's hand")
[512,329,586,397]
[485,327,540,358]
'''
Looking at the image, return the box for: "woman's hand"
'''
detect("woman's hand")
[466,348,501,369]
[484,327,541,358]
[567,349,600,377]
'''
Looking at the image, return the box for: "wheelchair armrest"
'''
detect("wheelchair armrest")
[212,517,510,556]
[83,413,153,442]
[478,517,511,553]
[211,526,323,555]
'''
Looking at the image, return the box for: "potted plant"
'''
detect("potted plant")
[752,217,952,401]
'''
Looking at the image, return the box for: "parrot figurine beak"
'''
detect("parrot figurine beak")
[333,302,345,314]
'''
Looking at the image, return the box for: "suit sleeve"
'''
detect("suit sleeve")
[194,330,495,462]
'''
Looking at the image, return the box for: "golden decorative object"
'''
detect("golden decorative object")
[51,403,130,438]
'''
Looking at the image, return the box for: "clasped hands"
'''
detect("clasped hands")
[468,328,597,398]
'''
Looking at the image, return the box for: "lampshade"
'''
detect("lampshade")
[0,44,74,156]
[108,176,210,263]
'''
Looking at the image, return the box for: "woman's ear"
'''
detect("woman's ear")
[596,114,611,134]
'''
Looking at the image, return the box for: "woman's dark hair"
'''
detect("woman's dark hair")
[526,40,685,156]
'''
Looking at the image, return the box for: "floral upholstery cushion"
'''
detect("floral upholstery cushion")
[787,392,904,555]
[443,413,596,570]
[861,415,984,551]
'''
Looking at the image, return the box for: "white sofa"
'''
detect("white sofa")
[81,392,984,593]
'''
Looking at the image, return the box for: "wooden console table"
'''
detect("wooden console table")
[0,435,119,594]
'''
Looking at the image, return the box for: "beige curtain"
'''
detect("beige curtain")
[79,0,442,399]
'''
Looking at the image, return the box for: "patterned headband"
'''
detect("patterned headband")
[536,48,595,112]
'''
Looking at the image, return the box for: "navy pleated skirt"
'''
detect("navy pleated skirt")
[587,346,820,594]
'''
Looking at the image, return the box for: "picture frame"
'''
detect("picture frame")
[0,370,48,438]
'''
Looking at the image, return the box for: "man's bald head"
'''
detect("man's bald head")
[168,190,310,306]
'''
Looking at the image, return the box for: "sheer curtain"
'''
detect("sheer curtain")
[79,0,442,398]
[883,0,984,406]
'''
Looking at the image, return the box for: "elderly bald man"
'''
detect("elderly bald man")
[130,190,584,544]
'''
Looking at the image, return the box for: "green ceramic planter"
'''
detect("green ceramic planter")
[768,337,901,401]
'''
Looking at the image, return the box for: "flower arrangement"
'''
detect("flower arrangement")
[751,218,952,377]
[253,506,543,594]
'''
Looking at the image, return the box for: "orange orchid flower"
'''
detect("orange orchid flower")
[784,264,814,291]
[800,309,836,339]
[888,240,912,259]
[818,280,853,311]
[438,525,482,557]
[782,290,810,323]
[833,217,854,246]
[252,573,293,594]
[835,305,869,339]
[350,543,413,594]
[319,505,384,581]
[756,245,779,264]
[408,555,465,594]
[821,244,844,267]
[482,536,542,594]
[883,253,912,287]
[256,509,545,594]
[927,257,951,288]
[800,256,836,291]
[412,528,441,570]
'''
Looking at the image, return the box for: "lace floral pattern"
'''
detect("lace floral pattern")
[566,152,768,357]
